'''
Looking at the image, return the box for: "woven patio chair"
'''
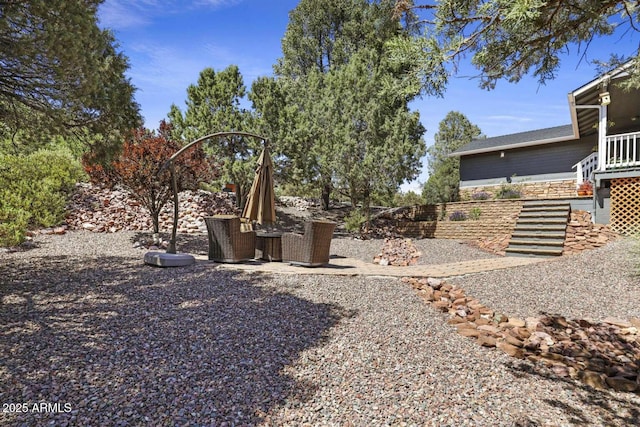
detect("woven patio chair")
[281,220,337,267]
[204,215,256,263]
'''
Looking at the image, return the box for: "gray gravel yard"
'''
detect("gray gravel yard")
[447,238,640,322]
[1,231,639,426]
[330,237,502,265]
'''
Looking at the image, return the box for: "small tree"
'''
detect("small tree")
[110,121,218,237]
[423,111,482,204]
[167,66,257,209]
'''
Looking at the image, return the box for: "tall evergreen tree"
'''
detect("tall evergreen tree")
[423,111,481,204]
[0,0,140,154]
[327,48,425,214]
[259,0,425,211]
[168,66,257,208]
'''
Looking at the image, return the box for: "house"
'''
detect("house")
[451,62,640,234]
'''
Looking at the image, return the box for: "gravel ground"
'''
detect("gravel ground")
[330,236,502,265]
[447,238,640,322]
[1,231,639,426]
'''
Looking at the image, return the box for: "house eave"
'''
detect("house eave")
[567,92,580,137]
[569,60,635,138]
[571,61,633,98]
[450,134,578,157]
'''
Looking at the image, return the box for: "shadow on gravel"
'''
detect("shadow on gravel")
[131,232,209,256]
[506,361,640,426]
[0,254,346,425]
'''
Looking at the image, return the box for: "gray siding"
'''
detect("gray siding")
[459,136,595,181]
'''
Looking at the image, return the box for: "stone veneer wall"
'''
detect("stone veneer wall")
[564,210,618,254]
[397,200,523,239]
[459,180,577,201]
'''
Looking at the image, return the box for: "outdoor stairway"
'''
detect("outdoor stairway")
[505,200,571,257]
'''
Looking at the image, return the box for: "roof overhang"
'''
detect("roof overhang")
[451,60,636,159]
[568,60,634,137]
[571,61,633,98]
[449,134,577,157]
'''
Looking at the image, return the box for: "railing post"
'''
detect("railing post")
[598,105,607,170]
[575,162,583,185]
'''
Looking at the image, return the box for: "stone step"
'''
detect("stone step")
[511,231,566,239]
[522,203,571,210]
[513,224,567,234]
[519,211,570,218]
[508,200,570,257]
[509,239,565,247]
[505,247,564,257]
[520,209,570,217]
[522,200,571,208]
[517,218,568,225]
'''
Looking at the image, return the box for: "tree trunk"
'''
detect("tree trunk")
[235,181,244,209]
[321,182,331,211]
[362,186,371,232]
[151,209,160,243]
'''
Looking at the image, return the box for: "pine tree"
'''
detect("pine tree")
[255,0,425,212]
[391,0,640,93]
[168,66,257,208]
[423,112,482,204]
[0,0,140,153]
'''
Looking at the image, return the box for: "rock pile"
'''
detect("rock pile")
[403,276,640,393]
[365,206,416,238]
[278,196,345,211]
[64,183,238,234]
[278,196,318,211]
[373,238,421,266]
[564,210,618,255]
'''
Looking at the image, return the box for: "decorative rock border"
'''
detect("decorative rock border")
[402,276,640,393]
[373,238,421,266]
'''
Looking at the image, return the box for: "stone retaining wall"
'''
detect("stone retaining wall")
[434,219,518,239]
[564,210,617,254]
[460,180,577,200]
[399,200,523,239]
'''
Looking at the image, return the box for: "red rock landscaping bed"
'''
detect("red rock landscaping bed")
[403,276,640,394]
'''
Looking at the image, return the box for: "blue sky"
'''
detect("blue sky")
[98,0,635,192]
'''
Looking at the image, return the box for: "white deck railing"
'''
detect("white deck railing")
[572,151,598,185]
[605,131,640,170]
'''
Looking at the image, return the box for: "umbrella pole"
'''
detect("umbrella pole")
[167,162,178,254]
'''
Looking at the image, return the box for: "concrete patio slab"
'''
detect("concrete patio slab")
[198,254,548,278]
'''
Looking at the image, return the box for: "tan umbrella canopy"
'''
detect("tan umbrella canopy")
[242,144,276,226]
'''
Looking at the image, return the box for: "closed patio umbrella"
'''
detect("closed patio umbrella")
[242,145,276,226]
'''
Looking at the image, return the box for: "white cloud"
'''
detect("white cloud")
[125,40,272,127]
[99,0,243,30]
[127,43,208,91]
[98,0,151,29]
[202,43,238,65]
[193,0,242,7]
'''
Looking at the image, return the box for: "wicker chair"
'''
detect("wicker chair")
[204,215,256,263]
[281,220,337,267]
